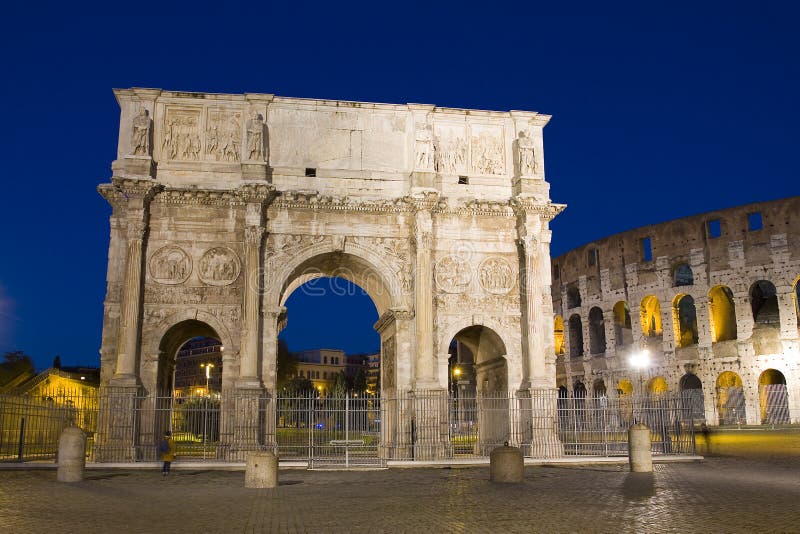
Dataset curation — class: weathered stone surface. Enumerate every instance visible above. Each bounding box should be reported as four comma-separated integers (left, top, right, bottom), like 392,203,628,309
57,427,86,482
95,88,565,460
552,197,800,425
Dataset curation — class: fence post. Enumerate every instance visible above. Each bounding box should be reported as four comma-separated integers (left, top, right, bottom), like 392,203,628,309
17,417,25,462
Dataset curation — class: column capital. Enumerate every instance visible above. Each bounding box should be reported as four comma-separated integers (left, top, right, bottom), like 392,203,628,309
245,226,265,245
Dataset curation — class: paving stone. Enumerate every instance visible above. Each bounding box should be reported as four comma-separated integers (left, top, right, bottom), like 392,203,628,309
1,456,799,533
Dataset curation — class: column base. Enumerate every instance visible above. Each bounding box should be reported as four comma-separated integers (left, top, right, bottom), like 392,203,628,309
222,387,274,461
520,387,564,459
93,385,142,462
411,389,453,460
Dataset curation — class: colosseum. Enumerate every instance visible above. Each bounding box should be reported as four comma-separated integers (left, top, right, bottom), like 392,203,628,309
551,196,800,426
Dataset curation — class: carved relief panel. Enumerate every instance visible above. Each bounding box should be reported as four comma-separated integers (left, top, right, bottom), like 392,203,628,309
469,124,505,175
161,108,202,161
382,336,396,388
205,109,242,162
149,245,192,285
434,255,472,294
478,256,516,295
198,247,241,286
433,124,467,175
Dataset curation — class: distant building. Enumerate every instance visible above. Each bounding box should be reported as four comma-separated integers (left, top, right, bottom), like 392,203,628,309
5,366,100,431
365,353,380,392
174,338,222,397
286,349,373,395
289,349,346,395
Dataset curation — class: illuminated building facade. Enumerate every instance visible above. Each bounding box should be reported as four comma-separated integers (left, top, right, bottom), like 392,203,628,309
552,197,800,425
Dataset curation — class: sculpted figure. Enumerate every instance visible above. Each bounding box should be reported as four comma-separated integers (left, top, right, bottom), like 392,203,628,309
247,112,264,161
415,125,433,170
517,131,536,175
131,107,151,156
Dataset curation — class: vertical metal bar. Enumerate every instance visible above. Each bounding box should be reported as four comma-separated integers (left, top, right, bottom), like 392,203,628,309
345,394,349,468
17,417,25,462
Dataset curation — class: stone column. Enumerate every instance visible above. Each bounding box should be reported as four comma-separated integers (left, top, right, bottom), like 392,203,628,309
733,292,756,359
603,308,617,358
695,294,713,348
95,179,160,462
112,219,146,385
238,225,265,387
777,286,799,341
228,184,275,460
411,195,437,387
514,199,565,458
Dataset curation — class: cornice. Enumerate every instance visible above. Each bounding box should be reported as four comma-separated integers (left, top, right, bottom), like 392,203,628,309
272,190,414,213
110,177,164,200
511,195,567,221
152,188,244,207
373,307,415,333
238,182,277,204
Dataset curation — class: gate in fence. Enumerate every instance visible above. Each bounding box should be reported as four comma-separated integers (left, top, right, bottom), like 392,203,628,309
276,393,383,468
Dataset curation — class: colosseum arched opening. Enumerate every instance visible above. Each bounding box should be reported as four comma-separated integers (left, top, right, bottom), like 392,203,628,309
640,295,663,339
588,306,607,355
679,373,705,421
673,263,694,287
759,369,789,425
613,301,632,347
717,371,746,425
568,314,584,359
709,285,737,342
672,294,699,348
554,315,565,355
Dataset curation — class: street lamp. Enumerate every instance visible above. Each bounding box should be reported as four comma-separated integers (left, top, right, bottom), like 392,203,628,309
629,345,650,425
451,366,461,423
199,363,214,458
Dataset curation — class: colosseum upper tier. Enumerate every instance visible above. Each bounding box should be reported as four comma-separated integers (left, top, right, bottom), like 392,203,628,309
551,196,800,426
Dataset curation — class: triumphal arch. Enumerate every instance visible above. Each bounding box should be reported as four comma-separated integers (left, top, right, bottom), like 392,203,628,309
95,88,565,461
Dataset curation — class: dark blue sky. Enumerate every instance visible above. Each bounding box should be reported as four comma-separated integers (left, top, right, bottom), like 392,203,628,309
1,2,798,370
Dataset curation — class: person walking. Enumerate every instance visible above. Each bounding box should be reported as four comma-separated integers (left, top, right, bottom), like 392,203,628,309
158,430,175,477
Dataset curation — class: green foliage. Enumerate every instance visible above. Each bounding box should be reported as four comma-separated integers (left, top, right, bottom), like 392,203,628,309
276,339,297,390
0,351,35,386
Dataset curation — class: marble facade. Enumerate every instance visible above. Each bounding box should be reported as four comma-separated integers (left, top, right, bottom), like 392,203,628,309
95,88,565,460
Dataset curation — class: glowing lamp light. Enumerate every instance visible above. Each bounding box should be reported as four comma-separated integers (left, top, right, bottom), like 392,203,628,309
629,349,650,370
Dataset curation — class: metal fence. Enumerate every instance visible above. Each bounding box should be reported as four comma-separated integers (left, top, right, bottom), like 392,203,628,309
0,390,720,463
556,394,696,456
0,392,98,462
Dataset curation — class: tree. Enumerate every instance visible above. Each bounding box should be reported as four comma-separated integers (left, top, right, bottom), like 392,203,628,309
0,351,34,386
276,339,297,390
352,367,368,395
3,350,32,365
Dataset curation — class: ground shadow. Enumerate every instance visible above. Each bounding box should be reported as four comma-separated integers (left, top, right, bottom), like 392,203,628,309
621,472,655,501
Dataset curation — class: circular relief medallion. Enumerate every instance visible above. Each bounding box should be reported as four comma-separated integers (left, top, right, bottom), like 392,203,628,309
478,256,516,295
434,255,472,294
198,247,241,286
149,246,192,285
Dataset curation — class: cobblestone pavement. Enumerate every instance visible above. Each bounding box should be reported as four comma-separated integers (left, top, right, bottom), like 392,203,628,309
1,456,799,533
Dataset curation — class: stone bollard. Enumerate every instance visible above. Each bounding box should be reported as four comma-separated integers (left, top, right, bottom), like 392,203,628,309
489,443,524,483
628,423,653,473
57,427,86,483
245,451,278,488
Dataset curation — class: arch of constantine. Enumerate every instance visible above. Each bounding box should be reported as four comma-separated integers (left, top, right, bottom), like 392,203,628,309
95,88,565,461
552,197,800,426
